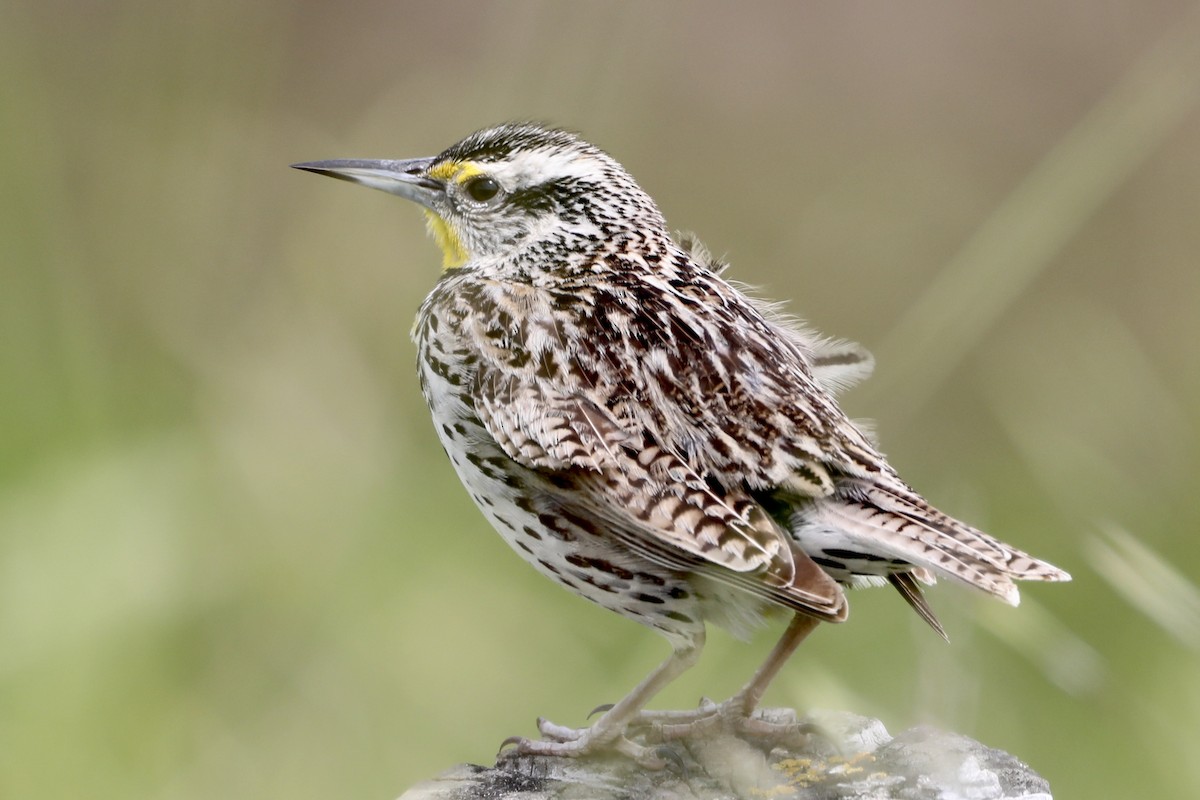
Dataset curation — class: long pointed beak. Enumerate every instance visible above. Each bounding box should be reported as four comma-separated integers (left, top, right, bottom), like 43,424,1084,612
291,157,442,210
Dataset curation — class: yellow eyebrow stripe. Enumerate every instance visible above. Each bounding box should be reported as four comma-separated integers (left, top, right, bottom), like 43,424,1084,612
427,161,485,184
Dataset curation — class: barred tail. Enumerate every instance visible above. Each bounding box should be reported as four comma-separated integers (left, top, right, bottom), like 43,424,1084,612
797,479,1071,610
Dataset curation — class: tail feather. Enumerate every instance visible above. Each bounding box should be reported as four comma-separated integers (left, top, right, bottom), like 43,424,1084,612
889,572,948,641
798,479,1070,608
860,482,1071,583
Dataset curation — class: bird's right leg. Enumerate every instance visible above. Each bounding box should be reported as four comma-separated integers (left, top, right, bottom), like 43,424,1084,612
631,613,822,739
499,630,705,766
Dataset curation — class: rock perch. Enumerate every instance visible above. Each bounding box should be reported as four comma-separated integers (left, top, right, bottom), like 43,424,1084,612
398,709,1053,800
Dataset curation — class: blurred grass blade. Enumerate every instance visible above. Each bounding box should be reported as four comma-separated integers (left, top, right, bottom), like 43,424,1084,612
977,596,1105,695
873,7,1200,415
1088,524,1200,650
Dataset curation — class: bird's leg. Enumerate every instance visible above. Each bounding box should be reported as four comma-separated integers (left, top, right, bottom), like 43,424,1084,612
725,612,820,715
634,613,822,740
499,631,704,766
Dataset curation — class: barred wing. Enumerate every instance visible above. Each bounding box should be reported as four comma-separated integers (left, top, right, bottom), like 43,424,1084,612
473,366,847,621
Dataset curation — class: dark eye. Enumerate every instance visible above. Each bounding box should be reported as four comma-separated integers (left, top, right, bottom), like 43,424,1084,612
464,176,500,203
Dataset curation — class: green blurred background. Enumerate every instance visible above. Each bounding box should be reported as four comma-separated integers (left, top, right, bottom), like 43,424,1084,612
3,1,1198,797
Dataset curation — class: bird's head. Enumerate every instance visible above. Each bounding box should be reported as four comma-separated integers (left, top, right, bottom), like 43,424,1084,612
293,123,666,270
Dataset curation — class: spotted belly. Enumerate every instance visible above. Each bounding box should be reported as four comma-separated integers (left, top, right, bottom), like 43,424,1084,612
418,356,708,644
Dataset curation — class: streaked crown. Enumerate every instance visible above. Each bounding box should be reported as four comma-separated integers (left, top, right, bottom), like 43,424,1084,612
425,123,667,266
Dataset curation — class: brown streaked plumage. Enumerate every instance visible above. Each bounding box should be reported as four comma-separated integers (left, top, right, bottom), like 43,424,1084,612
293,123,1070,764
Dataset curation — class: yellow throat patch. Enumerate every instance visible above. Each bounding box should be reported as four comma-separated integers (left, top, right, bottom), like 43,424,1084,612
422,160,486,269
424,211,467,269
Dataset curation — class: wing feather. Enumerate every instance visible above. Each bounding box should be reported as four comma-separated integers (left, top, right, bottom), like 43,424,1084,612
473,366,847,620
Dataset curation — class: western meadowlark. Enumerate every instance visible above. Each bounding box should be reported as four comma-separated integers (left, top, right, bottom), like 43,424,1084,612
293,123,1070,764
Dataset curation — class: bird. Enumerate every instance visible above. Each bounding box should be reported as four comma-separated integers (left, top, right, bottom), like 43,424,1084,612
292,123,1070,764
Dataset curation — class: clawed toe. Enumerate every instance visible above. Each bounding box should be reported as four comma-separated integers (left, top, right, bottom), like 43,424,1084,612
737,710,820,744
587,703,615,719
614,737,684,770
535,716,585,742
496,734,527,758
629,696,719,728
498,700,819,772
497,728,680,770
644,699,818,749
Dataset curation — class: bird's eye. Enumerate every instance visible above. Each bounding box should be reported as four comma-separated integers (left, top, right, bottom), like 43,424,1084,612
464,176,501,203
